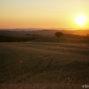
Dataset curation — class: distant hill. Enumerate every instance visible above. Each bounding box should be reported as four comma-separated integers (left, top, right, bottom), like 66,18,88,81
0,29,89,43
0,29,89,37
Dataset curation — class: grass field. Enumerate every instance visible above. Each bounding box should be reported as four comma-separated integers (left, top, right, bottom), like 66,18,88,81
0,42,89,89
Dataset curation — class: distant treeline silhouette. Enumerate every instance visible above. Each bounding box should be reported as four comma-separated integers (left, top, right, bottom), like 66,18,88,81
0,35,37,42
0,32,88,43
0,34,59,42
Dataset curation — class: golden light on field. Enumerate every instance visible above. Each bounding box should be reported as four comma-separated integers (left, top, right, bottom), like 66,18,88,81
75,14,87,26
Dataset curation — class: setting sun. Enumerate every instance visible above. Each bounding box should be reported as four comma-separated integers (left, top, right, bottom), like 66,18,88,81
0,0,89,29
75,14,87,26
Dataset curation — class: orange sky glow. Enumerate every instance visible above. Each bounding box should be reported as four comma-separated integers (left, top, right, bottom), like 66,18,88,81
0,0,89,30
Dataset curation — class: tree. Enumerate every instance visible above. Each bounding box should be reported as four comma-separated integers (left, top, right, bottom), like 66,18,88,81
55,32,64,38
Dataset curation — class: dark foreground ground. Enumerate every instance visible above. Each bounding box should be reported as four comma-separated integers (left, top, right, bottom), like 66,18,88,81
0,42,89,89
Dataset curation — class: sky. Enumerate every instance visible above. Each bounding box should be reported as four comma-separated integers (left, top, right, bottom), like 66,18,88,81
0,0,89,30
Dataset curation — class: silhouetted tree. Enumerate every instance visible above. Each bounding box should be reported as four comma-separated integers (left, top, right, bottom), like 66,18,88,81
55,32,64,38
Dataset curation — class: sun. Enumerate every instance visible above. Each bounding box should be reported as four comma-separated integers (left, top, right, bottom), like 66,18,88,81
75,14,87,26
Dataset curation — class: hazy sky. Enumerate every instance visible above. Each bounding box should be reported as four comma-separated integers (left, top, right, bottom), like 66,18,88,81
0,0,89,29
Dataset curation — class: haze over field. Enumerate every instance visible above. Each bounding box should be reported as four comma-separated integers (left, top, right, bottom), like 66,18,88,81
0,29,89,36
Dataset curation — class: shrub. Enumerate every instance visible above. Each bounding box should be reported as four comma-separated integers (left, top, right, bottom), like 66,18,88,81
55,32,64,38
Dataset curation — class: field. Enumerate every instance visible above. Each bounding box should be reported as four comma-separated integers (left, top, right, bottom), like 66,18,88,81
0,41,89,89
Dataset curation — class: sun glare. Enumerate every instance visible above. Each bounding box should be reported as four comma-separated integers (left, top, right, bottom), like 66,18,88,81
75,14,87,26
